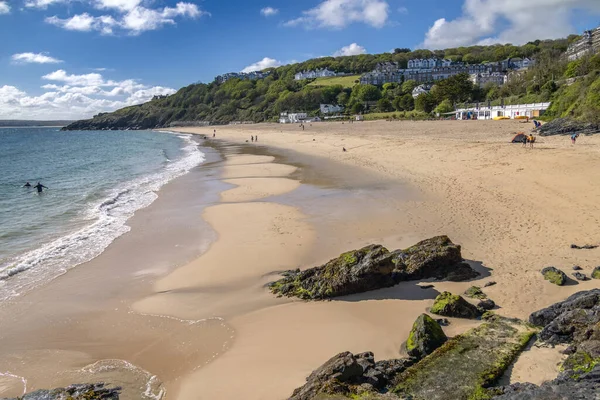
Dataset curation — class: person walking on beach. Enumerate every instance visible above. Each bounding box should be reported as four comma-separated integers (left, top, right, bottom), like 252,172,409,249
255,135,258,142
251,135,254,142
522,135,528,148
571,133,579,145
23,182,32,188
528,134,535,149
33,182,47,193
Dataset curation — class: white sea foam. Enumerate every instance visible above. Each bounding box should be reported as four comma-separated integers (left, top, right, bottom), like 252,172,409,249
0,133,204,301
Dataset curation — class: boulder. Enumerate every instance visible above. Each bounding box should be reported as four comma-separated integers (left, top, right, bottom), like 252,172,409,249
484,281,497,287
464,286,487,299
573,272,589,281
430,292,481,319
593,267,600,280
289,352,414,400
477,299,496,311
405,314,447,360
529,289,600,327
270,236,479,300
1,384,121,400
541,266,567,286
573,265,583,270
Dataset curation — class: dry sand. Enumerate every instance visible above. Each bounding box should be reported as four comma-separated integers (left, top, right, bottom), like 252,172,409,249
153,120,600,399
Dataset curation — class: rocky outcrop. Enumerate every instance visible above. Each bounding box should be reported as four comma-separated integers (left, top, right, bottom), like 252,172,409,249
270,236,479,300
405,314,447,360
492,290,600,399
478,299,496,311
592,267,600,279
393,316,536,400
538,117,600,136
541,266,567,286
1,383,121,400
430,291,482,319
289,352,414,400
464,286,487,299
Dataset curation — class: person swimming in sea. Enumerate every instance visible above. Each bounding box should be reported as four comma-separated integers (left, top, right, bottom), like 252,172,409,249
33,182,47,193
23,182,32,188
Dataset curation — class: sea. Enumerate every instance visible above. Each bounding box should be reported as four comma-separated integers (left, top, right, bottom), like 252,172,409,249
0,127,204,301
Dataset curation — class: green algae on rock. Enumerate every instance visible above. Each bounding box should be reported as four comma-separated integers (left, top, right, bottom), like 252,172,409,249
541,266,567,286
430,291,481,319
270,236,479,300
592,266,600,279
405,314,448,360
464,286,487,299
3,384,121,400
393,317,537,400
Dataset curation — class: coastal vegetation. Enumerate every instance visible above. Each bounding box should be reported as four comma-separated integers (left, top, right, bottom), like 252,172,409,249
64,36,600,130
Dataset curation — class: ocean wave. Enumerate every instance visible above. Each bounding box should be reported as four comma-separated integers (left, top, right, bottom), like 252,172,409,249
0,133,204,300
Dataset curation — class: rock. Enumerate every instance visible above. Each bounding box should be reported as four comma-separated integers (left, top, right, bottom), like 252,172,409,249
573,265,583,270
464,286,487,299
419,284,435,289
573,272,589,281
529,289,600,327
405,314,447,360
541,266,567,286
435,318,450,326
538,117,600,137
1,384,121,400
571,244,598,250
430,291,481,319
393,317,537,400
477,299,496,311
270,236,479,300
592,267,600,279
484,281,497,287
289,352,414,400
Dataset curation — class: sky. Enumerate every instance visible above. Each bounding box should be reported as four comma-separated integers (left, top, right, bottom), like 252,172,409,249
1,0,600,120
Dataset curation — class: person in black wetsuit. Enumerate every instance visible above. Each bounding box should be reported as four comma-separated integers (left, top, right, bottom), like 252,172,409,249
23,182,32,188
34,182,47,193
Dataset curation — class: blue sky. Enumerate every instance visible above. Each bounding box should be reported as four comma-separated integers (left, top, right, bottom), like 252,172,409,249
1,0,600,119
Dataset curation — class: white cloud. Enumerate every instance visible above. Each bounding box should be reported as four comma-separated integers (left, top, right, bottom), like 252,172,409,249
285,0,389,29
0,70,176,120
422,0,600,49
397,6,408,14
24,0,69,9
44,2,206,35
241,57,283,73
11,52,63,64
0,1,10,14
260,7,278,17
333,43,367,56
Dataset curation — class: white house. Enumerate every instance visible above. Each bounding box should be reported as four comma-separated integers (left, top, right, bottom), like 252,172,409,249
470,72,506,87
294,68,337,80
279,112,308,123
412,84,432,98
454,102,551,120
320,104,344,114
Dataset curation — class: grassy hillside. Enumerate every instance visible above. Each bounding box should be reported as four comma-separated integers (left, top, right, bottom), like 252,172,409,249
307,75,361,89
64,36,600,130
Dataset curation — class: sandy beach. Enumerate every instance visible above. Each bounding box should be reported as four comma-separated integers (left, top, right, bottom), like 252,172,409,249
1,119,599,399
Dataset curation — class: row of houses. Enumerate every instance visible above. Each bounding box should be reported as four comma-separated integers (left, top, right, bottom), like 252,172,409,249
294,68,338,80
454,102,551,120
360,58,534,86
279,103,345,123
215,70,272,84
566,24,600,61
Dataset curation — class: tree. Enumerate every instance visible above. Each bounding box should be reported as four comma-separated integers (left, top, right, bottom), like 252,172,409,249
394,48,411,54
377,98,394,112
351,102,364,114
337,92,349,106
415,93,437,113
432,73,474,103
401,80,418,94
357,84,382,102
394,94,414,111
434,99,454,115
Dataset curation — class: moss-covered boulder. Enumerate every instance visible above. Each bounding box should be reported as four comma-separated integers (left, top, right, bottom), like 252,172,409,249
270,236,479,300
592,266,600,279
430,291,481,319
405,314,447,360
393,316,536,400
464,286,487,299
541,266,567,286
